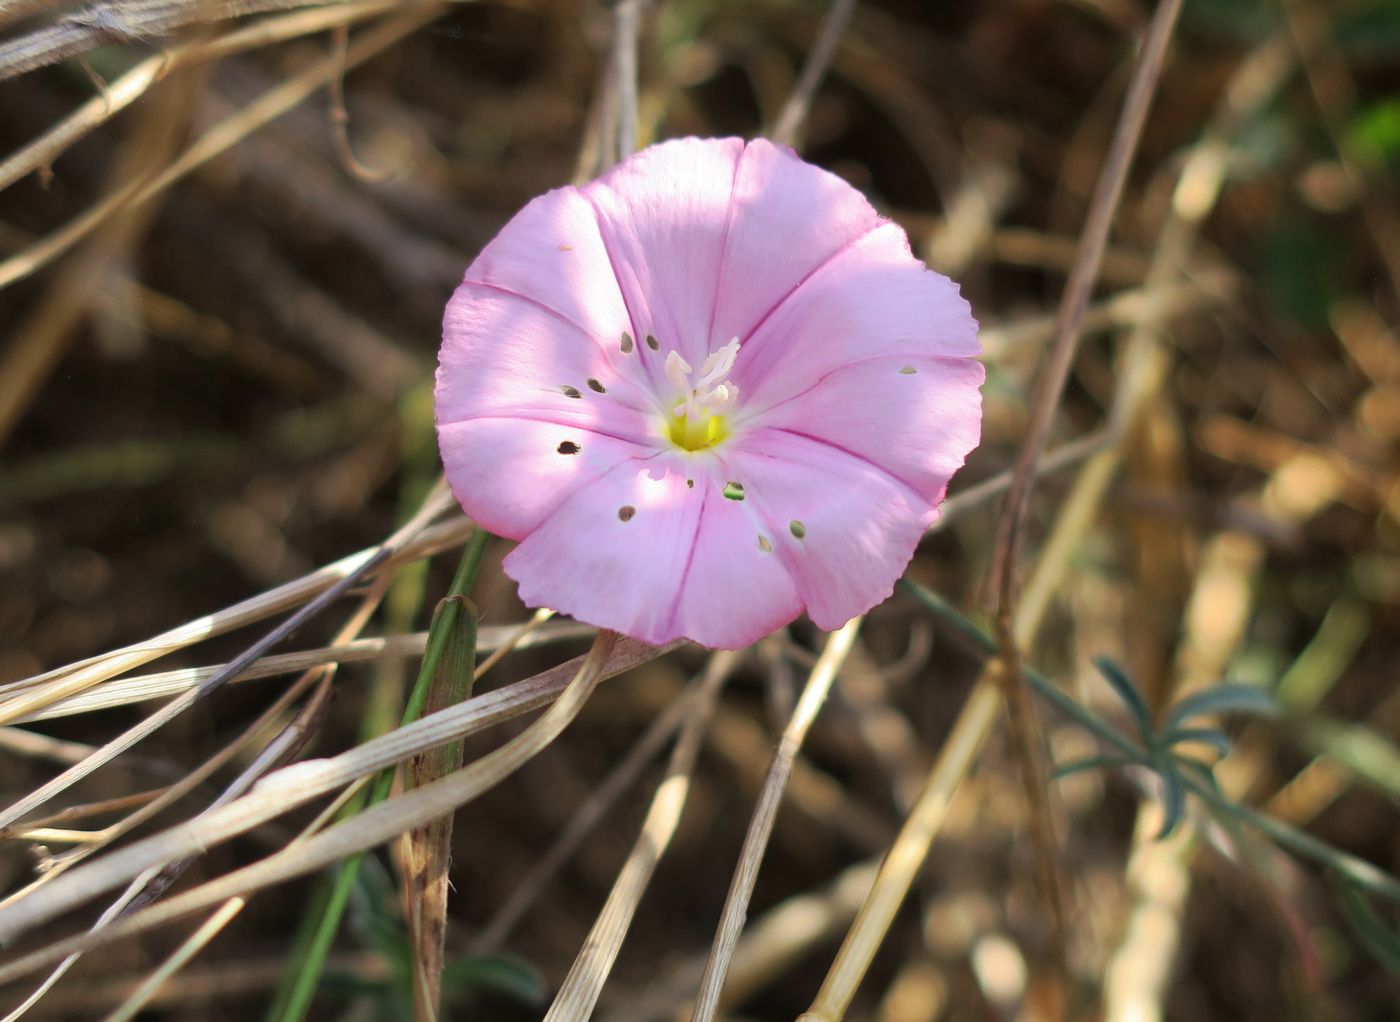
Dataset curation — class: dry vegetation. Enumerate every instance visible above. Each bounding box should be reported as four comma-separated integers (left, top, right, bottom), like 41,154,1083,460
0,0,1397,1019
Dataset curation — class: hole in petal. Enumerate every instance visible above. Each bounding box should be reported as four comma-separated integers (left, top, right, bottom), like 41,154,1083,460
621,331,634,354
561,386,582,399
899,365,918,375
723,481,745,501
758,534,772,553
557,441,580,455
646,333,660,351
617,505,636,522
587,378,606,393
789,519,806,539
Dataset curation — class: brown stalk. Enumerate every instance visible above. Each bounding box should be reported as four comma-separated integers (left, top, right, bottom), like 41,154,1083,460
985,0,1184,997
769,0,858,148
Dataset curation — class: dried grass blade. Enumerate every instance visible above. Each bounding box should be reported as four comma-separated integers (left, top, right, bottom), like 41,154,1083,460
0,632,627,984
544,651,738,1020
691,620,861,1022
0,635,676,948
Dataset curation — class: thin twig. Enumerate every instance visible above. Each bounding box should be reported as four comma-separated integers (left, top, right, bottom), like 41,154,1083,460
606,0,641,165
544,651,738,1020
769,0,858,147
0,2,445,291
691,620,861,1022
986,0,1184,986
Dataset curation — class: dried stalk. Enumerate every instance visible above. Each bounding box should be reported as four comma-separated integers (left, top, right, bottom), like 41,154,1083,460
690,619,861,1022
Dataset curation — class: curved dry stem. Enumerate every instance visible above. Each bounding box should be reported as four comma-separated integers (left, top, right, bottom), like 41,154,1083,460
770,0,858,147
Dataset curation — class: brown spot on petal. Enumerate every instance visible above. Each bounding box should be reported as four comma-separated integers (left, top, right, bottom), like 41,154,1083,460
621,331,634,353
758,534,772,553
899,365,918,375
557,441,580,454
645,333,660,351
587,378,606,393
789,520,806,539
618,505,636,522
561,385,582,399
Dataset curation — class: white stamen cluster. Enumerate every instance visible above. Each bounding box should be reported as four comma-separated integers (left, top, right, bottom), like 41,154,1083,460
664,337,741,420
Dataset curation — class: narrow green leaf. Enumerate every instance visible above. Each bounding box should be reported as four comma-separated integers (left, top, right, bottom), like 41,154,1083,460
1093,657,1155,744
1339,879,1400,973
1052,753,1137,779
441,953,548,1007
1153,756,1187,840
1161,726,1233,758
1162,684,1277,732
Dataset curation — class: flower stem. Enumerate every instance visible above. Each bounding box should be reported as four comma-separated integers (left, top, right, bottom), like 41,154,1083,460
266,528,490,1022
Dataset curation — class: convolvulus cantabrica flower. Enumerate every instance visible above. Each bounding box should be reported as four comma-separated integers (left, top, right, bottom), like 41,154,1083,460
437,137,983,648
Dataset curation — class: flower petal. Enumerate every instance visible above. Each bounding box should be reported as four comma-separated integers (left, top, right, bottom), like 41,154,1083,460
456,182,648,390
438,287,656,439
438,418,650,539
718,429,934,631
709,139,884,349
666,463,803,648
732,223,980,408
747,354,984,505
582,137,745,372
503,456,703,646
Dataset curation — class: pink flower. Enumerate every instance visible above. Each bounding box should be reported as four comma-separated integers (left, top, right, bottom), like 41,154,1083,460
436,137,983,649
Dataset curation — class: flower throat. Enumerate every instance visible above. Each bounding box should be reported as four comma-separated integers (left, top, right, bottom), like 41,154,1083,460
664,338,740,452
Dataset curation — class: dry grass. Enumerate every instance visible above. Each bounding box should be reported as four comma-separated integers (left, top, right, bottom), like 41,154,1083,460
0,1,1397,1020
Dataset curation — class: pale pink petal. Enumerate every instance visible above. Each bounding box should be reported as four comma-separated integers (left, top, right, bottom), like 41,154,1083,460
732,223,980,408
438,286,656,439
709,139,883,348
503,456,702,646
665,461,803,648
746,354,984,506
438,418,650,539
581,137,744,371
458,183,648,390
716,430,933,631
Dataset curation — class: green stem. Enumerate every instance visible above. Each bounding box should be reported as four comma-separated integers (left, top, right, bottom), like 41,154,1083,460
267,528,491,1022
899,578,1400,905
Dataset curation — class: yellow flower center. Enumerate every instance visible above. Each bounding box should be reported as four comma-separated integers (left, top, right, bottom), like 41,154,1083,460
662,337,741,454
668,409,729,451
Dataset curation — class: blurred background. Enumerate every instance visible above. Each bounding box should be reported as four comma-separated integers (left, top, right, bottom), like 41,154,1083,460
0,0,1397,1018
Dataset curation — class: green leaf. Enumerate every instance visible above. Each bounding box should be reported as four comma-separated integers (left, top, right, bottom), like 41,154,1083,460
1162,684,1277,733
1093,658,1155,744
441,954,548,1007
1154,757,1188,840
1053,753,1138,779
1161,726,1233,758
1338,879,1400,973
